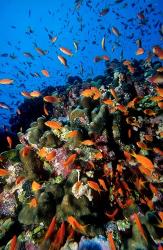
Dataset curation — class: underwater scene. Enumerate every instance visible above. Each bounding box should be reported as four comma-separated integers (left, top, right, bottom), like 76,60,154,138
0,0,163,249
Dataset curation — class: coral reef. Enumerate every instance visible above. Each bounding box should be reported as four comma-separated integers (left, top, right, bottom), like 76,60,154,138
0,59,163,249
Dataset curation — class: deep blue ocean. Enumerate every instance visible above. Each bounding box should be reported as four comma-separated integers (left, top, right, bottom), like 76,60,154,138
0,0,162,128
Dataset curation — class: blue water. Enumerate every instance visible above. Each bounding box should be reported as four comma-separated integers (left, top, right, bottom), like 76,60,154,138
0,0,162,127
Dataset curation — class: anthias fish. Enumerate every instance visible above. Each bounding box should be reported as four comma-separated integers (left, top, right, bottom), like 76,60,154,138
0,78,13,84
67,216,87,234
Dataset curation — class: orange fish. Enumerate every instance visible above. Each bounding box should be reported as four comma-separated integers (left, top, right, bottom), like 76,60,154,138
156,87,163,97
140,197,148,205
91,87,101,99
131,213,146,241
94,56,104,62
128,64,135,74
116,198,127,209
73,181,82,191
21,146,31,157
0,168,10,176
29,198,38,208
44,216,57,240
15,176,25,185
81,88,94,97
124,198,134,208
123,151,131,161
67,216,87,234
7,136,12,149
105,208,119,220
153,46,163,60
116,104,128,115
81,140,94,146
132,153,154,170
159,131,163,137
139,165,152,177
156,221,163,229
136,141,149,150
81,87,101,100
33,72,40,77
45,121,63,130
117,187,123,196
103,163,112,178
94,151,103,160
158,244,163,250
153,147,163,156
117,163,123,174
101,37,105,50
59,47,73,56
87,180,102,194
136,47,144,55
127,97,140,109
98,178,108,191
135,178,146,191
41,69,50,77
43,95,60,103
45,150,56,161
32,181,41,192
110,88,119,101
107,232,116,250
123,60,131,66
153,46,162,55
143,109,156,116
43,104,49,116
9,235,17,250
30,90,41,98
88,160,95,169
38,147,47,158
102,55,110,61
91,87,101,100
128,128,132,139
158,211,163,221
51,36,58,43
29,91,41,98
144,197,154,210
112,26,120,36
158,101,163,109
103,99,114,105
21,91,31,98
100,7,109,16
137,12,145,19
144,134,153,142
145,53,153,63
35,47,47,56
51,221,65,250
66,130,78,138
0,102,10,110
148,75,163,84
0,78,13,84
149,183,158,196
157,67,163,72
121,180,130,193
63,153,77,167
57,55,67,66
150,96,163,102
67,227,75,240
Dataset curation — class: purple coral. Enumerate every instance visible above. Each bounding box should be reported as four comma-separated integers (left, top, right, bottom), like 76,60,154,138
0,191,17,217
51,148,70,178
25,242,40,250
